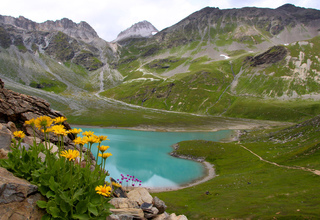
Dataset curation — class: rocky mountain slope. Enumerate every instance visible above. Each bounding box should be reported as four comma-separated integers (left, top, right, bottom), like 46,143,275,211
0,15,98,42
1,4,320,122
113,20,158,43
101,4,320,122
0,15,122,94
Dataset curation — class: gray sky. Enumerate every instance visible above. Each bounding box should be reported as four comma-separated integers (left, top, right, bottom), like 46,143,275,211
1,0,320,42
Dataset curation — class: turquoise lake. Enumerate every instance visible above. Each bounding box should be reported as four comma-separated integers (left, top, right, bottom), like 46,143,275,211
75,127,233,188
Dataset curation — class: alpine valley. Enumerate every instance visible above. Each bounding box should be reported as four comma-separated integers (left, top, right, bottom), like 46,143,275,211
1,4,320,125
2,4,320,220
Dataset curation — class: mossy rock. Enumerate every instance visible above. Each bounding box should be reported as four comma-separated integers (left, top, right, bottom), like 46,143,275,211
73,51,103,71
45,31,75,61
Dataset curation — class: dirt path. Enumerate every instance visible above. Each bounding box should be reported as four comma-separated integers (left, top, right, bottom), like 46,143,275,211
239,144,320,176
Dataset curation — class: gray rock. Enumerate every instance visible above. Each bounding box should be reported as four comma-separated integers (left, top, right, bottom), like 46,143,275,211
144,207,159,219
0,167,46,219
0,167,38,204
153,196,167,214
109,208,145,219
0,123,12,151
140,202,153,210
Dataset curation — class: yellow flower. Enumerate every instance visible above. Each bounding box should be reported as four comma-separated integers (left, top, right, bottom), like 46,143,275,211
60,149,80,161
67,128,83,135
95,185,112,197
73,136,88,145
112,182,122,188
13,131,25,139
87,134,100,144
98,135,109,142
24,118,35,126
53,116,67,124
51,125,67,136
98,145,109,153
82,131,94,136
98,152,112,159
34,116,53,130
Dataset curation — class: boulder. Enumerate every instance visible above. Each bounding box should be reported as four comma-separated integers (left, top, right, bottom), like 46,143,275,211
0,148,8,159
127,188,153,205
6,121,17,133
0,167,46,219
166,213,188,220
152,212,170,220
23,136,42,146
107,214,134,220
153,196,167,214
143,207,159,219
109,208,145,219
110,198,139,209
0,167,38,204
0,123,12,151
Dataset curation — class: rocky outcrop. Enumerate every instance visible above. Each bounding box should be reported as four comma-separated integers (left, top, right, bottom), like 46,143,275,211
0,79,75,147
0,17,105,71
0,167,46,219
109,187,187,220
0,15,98,42
245,46,288,67
153,4,320,48
114,20,158,43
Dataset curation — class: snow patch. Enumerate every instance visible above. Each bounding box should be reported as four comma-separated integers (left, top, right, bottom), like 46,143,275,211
220,54,230,59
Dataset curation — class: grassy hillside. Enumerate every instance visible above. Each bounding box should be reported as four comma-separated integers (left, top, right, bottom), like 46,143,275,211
153,116,320,219
100,36,320,122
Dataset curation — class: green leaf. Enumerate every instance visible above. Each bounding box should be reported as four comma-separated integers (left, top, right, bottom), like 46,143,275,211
38,185,50,196
48,207,61,218
59,190,73,205
72,214,90,220
59,199,71,216
46,190,55,198
49,176,59,192
88,203,98,216
75,200,88,214
41,214,52,220
36,200,48,209
72,188,84,201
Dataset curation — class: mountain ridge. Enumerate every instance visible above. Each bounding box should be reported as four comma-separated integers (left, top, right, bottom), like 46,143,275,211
113,20,158,43
0,15,99,42
1,4,320,122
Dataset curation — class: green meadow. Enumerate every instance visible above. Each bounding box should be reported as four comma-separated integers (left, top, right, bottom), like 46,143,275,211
152,118,320,219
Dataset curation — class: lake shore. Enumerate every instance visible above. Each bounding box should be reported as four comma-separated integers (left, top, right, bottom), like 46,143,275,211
146,161,216,193
71,119,292,193
71,117,292,133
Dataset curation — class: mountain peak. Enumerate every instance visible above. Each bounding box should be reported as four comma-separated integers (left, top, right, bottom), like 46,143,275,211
113,20,158,43
0,15,98,42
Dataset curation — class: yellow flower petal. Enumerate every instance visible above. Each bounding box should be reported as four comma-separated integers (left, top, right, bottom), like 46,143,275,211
13,131,25,139
60,149,79,161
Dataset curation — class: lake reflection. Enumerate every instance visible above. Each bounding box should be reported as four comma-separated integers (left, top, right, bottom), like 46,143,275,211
74,127,232,188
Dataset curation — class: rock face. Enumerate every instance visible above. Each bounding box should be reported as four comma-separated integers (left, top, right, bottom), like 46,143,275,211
246,46,288,67
153,4,320,48
114,20,158,43
0,79,75,146
0,15,108,71
0,15,98,42
0,167,46,219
